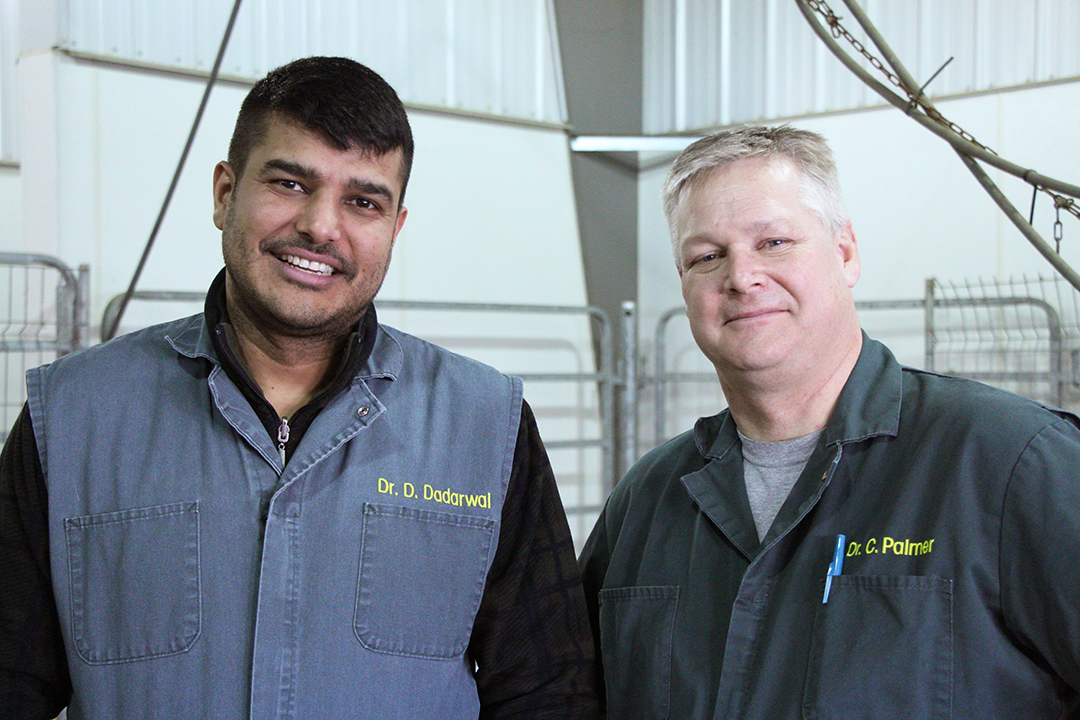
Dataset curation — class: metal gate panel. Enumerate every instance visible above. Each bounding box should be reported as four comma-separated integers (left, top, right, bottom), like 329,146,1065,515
0,253,88,442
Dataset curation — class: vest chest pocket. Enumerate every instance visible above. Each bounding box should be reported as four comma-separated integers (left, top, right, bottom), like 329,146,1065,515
354,503,495,659
802,575,953,720
64,501,201,664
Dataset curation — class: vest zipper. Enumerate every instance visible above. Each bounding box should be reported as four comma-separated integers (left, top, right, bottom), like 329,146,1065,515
278,416,290,466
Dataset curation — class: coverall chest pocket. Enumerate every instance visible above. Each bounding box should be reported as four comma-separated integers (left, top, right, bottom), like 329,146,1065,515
803,575,953,720
598,585,679,720
64,501,201,665
354,503,494,659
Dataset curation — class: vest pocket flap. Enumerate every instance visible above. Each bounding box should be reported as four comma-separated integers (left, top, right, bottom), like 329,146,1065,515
354,503,495,659
64,501,201,665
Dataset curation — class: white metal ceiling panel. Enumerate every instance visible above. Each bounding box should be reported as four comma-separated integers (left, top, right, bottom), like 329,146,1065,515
643,0,1080,134
0,0,17,162
55,0,568,125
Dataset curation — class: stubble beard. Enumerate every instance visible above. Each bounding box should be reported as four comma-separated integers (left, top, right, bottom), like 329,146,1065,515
221,219,390,343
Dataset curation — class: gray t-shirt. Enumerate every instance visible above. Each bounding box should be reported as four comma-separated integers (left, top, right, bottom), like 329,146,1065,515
739,428,824,541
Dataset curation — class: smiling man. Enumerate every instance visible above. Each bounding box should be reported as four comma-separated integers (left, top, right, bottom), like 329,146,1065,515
0,57,597,720
580,126,1080,718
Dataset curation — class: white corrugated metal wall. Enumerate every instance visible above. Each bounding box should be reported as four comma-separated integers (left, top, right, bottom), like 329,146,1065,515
58,0,566,124
0,0,567,164
0,0,17,163
643,0,1080,134
5,1,1080,161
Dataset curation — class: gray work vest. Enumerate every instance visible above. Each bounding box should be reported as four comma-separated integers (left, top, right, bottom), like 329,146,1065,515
28,314,523,720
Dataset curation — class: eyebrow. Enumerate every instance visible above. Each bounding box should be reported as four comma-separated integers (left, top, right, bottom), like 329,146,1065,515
681,218,795,245
744,218,795,235
261,158,398,206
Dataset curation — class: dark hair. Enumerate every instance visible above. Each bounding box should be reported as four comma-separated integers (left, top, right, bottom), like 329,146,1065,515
228,56,414,203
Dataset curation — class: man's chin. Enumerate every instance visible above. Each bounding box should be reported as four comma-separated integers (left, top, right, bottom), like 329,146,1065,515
267,307,365,337
711,346,790,376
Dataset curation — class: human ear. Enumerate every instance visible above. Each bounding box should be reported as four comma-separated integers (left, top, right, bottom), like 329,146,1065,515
837,222,860,288
212,162,236,231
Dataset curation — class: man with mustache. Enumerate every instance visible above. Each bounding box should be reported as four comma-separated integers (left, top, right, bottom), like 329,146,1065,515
0,56,597,719
580,125,1080,718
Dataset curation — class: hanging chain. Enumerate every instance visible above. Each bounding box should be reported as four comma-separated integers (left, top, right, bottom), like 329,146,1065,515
1054,199,1071,254
803,0,1079,238
803,0,994,154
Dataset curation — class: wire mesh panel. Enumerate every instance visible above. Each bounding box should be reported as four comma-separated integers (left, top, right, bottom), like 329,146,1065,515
927,276,1080,412
0,254,87,443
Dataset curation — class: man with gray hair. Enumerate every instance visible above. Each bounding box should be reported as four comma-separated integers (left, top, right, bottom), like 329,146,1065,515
580,125,1080,718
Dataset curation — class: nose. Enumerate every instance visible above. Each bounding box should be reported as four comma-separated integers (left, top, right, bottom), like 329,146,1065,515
294,191,342,245
723,248,763,294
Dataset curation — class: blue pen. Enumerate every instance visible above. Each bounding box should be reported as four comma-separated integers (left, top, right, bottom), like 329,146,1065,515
822,534,846,604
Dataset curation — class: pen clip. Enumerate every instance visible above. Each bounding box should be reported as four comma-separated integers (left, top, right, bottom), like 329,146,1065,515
822,534,846,604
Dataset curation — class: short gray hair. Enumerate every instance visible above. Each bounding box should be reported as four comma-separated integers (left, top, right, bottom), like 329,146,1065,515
662,125,849,268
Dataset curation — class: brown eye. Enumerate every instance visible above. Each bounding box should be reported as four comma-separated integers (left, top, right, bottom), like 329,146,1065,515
348,197,383,214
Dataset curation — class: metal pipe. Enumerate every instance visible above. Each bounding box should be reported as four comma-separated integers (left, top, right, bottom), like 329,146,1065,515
934,293,1065,405
840,0,922,95
0,253,81,289
831,0,1080,293
0,252,83,356
101,290,205,340
103,0,245,341
654,305,694,444
76,264,91,350
954,151,1080,291
925,278,936,371
621,301,639,479
795,0,1080,200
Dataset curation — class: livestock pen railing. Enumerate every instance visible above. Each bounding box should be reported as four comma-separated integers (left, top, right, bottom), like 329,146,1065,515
0,253,89,442
2,255,1077,541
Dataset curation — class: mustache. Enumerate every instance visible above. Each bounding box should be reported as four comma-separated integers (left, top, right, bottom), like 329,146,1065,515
259,237,355,276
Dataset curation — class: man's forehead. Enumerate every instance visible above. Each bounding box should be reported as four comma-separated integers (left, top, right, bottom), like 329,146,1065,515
679,159,793,211
254,118,390,160
249,121,406,198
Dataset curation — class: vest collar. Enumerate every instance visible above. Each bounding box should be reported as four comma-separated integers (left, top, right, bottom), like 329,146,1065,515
360,323,404,382
165,308,403,386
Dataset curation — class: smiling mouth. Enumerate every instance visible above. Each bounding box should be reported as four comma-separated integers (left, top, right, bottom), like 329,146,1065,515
725,309,782,325
280,254,334,276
